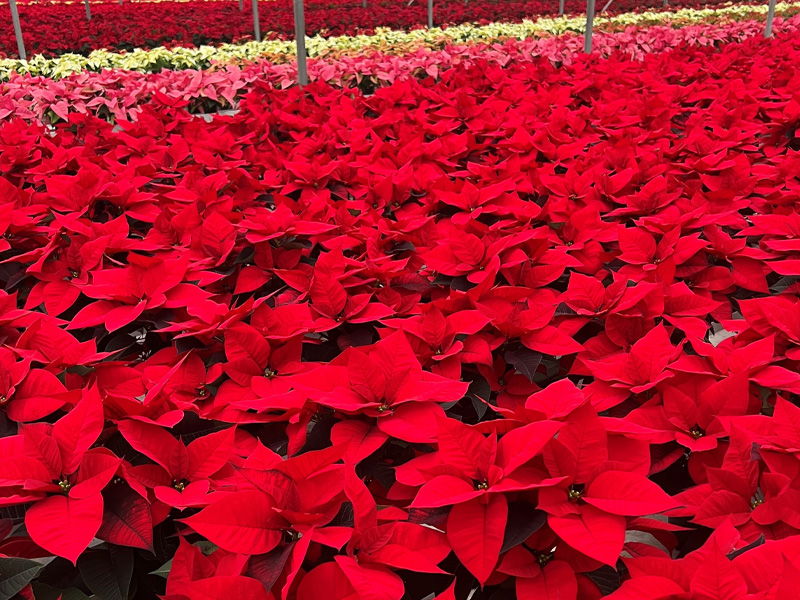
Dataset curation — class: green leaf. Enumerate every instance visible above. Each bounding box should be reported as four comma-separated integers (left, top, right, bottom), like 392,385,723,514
195,540,218,555
149,559,173,579
149,541,214,578
78,547,133,600
29,583,59,600
503,347,542,382
31,583,91,600
0,558,46,600
500,503,546,553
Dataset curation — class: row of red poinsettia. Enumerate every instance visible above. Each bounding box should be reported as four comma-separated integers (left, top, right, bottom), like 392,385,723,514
1,25,800,598
0,0,746,56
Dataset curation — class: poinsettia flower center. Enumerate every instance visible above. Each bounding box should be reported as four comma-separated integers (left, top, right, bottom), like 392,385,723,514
475,480,489,490
0,394,7,404
69,270,80,278
284,529,302,543
537,551,554,567
57,478,71,493
196,386,208,397
568,487,583,502
173,479,189,492
377,403,390,414
264,367,277,379
689,426,704,439
750,490,765,510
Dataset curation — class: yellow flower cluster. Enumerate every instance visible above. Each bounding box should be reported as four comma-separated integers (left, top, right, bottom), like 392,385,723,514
2,0,797,79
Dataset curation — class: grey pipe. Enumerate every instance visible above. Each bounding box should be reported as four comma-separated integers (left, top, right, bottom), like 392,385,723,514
252,0,260,41
584,0,595,53
9,0,25,60
294,0,308,86
765,0,777,37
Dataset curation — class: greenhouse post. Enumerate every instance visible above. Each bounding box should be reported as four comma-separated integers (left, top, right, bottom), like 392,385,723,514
9,0,25,59
252,0,261,41
294,0,308,86
584,0,596,52
766,0,777,36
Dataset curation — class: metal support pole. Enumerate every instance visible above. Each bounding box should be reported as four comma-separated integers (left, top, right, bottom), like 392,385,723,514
8,0,25,60
662,0,667,6
765,0,776,37
362,0,366,7
119,0,122,5
427,0,433,28
239,0,243,10
559,0,564,15
252,0,260,41
84,0,91,20
600,0,612,12
294,0,308,86
584,0,595,53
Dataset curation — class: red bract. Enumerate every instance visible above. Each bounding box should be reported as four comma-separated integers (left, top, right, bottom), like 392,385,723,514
5,21,800,600
118,420,235,508
9,388,116,563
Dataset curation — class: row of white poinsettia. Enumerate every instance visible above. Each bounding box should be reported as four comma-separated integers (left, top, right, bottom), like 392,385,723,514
0,0,796,79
